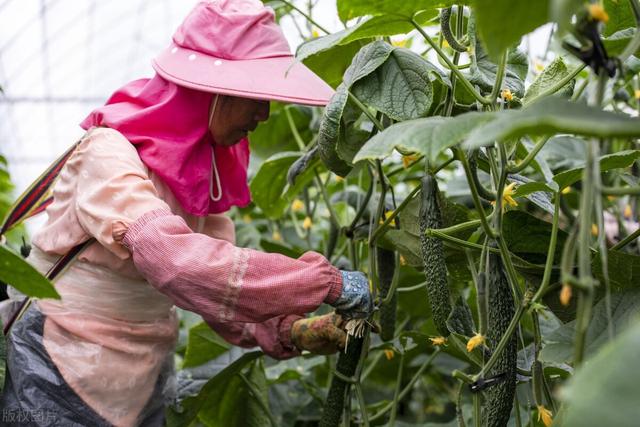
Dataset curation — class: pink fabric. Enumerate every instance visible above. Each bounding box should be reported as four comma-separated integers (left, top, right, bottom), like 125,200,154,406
151,0,335,105
121,208,343,325
30,127,341,425
174,0,291,60
79,75,251,216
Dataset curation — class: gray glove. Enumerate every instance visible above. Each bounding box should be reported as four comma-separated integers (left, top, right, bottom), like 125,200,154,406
331,271,373,320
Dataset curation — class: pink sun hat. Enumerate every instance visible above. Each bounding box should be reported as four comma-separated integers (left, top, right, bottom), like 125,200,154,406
152,0,334,106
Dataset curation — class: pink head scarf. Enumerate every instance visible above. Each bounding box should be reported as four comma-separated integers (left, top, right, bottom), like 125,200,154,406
80,74,251,216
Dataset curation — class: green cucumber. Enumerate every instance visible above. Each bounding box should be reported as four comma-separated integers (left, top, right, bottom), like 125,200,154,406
319,337,364,427
419,174,452,336
483,252,517,427
377,247,397,341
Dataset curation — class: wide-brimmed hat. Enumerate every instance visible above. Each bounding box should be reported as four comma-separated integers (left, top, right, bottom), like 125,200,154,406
152,0,334,106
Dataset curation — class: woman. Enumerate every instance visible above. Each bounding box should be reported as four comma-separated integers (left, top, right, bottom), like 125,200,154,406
0,1,371,426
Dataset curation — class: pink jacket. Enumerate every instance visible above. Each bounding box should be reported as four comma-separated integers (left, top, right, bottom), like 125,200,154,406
30,127,342,427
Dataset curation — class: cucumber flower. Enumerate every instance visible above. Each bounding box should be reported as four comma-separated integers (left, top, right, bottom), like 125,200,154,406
466,333,485,352
491,182,518,211
588,3,609,23
537,405,553,427
302,216,313,230
383,349,395,360
291,198,305,212
429,336,447,346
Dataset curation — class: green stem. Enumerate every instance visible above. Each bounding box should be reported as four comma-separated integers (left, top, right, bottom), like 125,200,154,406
387,352,405,427
437,219,484,236
348,166,375,231
397,281,427,292
348,92,384,131
456,381,467,427
507,136,552,174
369,185,421,244
354,382,370,427
369,349,440,422
571,77,589,101
477,289,533,378
532,193,561,303
612,226,640,250
489,51,508,107
279,0,330,35
455,147,496,238
428,229,501,253
601,185,640,195
473,392,482,427
313,169,341,228
411,19,491,106
284,106,306,150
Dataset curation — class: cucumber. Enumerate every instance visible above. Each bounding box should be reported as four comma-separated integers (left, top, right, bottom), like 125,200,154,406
419,174,452,336
377,247,397,341
319,337,364,427
483,252,517,427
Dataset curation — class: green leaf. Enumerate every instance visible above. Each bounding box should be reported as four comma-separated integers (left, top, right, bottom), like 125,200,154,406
472,0,550,60
296,10,437,63
336,0,464,22
593,249,640,294
551,0,583,34
602,28,638,56
198,359,271,427
302,40,368,89
318,41,395,175
522,56,577,105
0,245,59,299
465,98,640,149
353,112,495,163
166,351,263,426
540,290,640,365
559,316,640,427
468,14,528,97
603,0,636,37
502,210,567,262
553,149,640,189
250,152,318,218
351,47,434,120
183,322,230,368
249,104,311,161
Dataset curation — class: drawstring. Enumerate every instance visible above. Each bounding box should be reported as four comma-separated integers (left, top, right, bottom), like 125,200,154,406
208,95,223,202
210,146,223,202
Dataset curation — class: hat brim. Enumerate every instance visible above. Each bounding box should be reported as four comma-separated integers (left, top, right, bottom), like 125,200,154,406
152,44,334,106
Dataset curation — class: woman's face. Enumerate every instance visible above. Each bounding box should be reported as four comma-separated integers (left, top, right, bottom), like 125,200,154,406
209,95,270,146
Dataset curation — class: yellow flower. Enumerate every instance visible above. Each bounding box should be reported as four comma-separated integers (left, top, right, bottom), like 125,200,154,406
291,199,305,212
442,39,450,49
635,89,640,100
272,231,282,241
561,186,571,195
399,255,407,266
429,336,447,346
588,3,609,23
243,214,252,224
591,224,598,236
383,349,395,360
302,216,313,230
537,405,553,427
391,38,408,48
560,283,572,307
607,195,616,201
501,89,513,102
379,211,397,226
624,204,633,219
335,175,344,183
311,28,320,38
534,60,545,73
491,182,518,211
402,154,419,168
466,333,485,352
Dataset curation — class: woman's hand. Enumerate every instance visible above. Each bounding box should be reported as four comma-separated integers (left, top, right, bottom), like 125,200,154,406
291,312,347,354
331,271,373,320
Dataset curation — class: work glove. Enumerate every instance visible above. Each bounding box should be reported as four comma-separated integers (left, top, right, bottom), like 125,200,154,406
291,312,347,354
331,271,373,320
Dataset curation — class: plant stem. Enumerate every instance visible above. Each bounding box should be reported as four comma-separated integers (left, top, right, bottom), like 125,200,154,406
428,229,501,253
279,0,330,35
348,92,385,131
284,106,306,150
620,0,640,61
369,185,421,244
473,392,482,427
411,19,491,106
601,185,640,195
354,382,370,427
387,352,405,426
507,136,551,174
612,226,640,250
436,219,483,236
397,281,427,292
477,289,533,378
489,51,508,107
313,169,341,228
369,349,440,421
532,193,561,303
